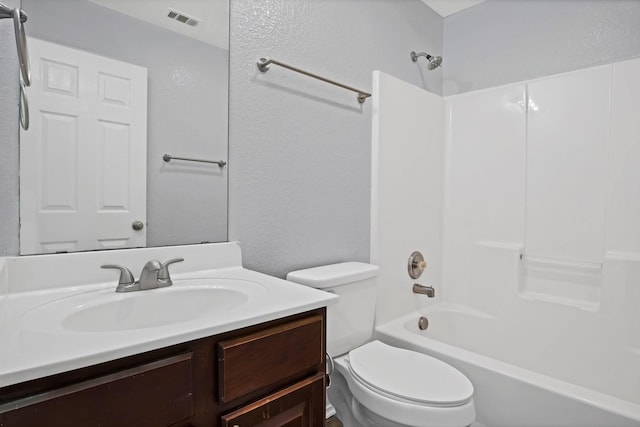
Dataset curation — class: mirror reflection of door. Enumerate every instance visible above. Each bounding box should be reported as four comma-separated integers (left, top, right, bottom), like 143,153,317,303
20,38,148,255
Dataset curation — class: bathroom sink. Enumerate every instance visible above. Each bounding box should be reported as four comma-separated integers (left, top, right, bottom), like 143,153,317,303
21,278,267,333
63,287,246,332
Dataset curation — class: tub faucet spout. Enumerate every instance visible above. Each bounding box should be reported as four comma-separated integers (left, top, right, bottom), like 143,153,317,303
413,283,435,298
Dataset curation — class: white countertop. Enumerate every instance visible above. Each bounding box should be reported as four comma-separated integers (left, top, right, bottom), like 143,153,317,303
0,243,337,388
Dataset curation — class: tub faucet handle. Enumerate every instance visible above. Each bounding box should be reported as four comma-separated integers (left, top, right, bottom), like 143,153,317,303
414,260,427,269
408,251,427,279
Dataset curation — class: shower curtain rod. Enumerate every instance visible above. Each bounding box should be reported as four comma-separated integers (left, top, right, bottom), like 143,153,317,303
257,57,371,104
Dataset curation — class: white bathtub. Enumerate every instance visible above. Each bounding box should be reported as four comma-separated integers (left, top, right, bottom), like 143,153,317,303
376,305,640,427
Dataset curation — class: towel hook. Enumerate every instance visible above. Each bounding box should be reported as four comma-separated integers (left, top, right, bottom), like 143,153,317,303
12,7,30,86
1,3,30,85
1,2,31,131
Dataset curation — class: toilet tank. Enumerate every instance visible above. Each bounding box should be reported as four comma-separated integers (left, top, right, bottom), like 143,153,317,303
286,262,379,357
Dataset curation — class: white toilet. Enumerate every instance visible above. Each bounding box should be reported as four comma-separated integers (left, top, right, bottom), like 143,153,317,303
287,262,475,427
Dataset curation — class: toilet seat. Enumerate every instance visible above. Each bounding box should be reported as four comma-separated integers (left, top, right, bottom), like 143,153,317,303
335,341,476,427
348,340,474,407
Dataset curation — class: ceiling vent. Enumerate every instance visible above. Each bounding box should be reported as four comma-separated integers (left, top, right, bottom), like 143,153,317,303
167,8,200,27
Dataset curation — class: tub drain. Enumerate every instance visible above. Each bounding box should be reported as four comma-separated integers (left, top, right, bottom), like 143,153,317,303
418,316,429,330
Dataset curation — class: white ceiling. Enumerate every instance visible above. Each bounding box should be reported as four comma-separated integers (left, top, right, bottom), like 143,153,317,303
89,0,228,50
422,0,486,17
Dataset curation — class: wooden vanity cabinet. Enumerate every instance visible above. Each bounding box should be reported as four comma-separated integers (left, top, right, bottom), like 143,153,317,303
0,308,326,427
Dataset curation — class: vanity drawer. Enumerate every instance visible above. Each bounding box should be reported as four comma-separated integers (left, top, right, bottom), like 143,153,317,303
221,372,325,427
218,313,324,403
0,353,194,427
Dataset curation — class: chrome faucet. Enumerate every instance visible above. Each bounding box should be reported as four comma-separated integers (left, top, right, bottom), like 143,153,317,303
139,260,163,290
413,283,435,298
102,258,184,292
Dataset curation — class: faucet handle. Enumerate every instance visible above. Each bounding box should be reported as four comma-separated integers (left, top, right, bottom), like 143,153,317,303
101,264,136,292
158,258,184,283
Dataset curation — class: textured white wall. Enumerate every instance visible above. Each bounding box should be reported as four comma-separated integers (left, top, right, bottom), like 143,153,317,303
228,0,443,278
0,0,20,256
443,0,640,95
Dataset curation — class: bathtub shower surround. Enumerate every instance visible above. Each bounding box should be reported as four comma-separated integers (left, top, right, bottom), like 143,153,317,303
442,57,640,407
372,59,640,426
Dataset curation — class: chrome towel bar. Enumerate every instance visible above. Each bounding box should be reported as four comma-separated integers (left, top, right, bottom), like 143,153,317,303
163,154,226,167
257,57,371,104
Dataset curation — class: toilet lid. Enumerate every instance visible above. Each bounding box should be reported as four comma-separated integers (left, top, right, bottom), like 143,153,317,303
348,341,474,406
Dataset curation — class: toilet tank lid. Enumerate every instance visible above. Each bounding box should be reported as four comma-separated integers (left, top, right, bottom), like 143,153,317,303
286,262,379,289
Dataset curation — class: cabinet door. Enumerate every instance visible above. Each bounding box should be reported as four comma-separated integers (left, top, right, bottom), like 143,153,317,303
221,373,324,427
0,353,193,427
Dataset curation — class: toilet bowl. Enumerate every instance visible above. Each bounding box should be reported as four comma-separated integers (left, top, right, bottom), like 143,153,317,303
287,262,476,427
334,341,475,427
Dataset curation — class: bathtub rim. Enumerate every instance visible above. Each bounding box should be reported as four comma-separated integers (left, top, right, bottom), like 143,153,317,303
375,310,640,423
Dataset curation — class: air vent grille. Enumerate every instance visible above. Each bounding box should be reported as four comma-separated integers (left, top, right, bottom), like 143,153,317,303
167,8,200,27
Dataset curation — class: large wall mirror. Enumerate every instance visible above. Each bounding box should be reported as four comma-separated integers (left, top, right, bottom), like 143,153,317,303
19,0,229,255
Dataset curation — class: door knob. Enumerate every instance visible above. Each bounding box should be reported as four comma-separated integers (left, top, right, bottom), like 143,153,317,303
132,220,144,231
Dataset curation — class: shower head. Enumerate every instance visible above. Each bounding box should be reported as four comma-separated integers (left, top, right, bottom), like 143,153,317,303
411,51,442,70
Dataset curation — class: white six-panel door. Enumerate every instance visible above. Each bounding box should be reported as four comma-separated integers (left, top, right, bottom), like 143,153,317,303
20,38,148,254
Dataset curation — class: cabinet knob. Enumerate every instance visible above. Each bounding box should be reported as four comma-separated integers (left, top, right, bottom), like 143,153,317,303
132,220,145,231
